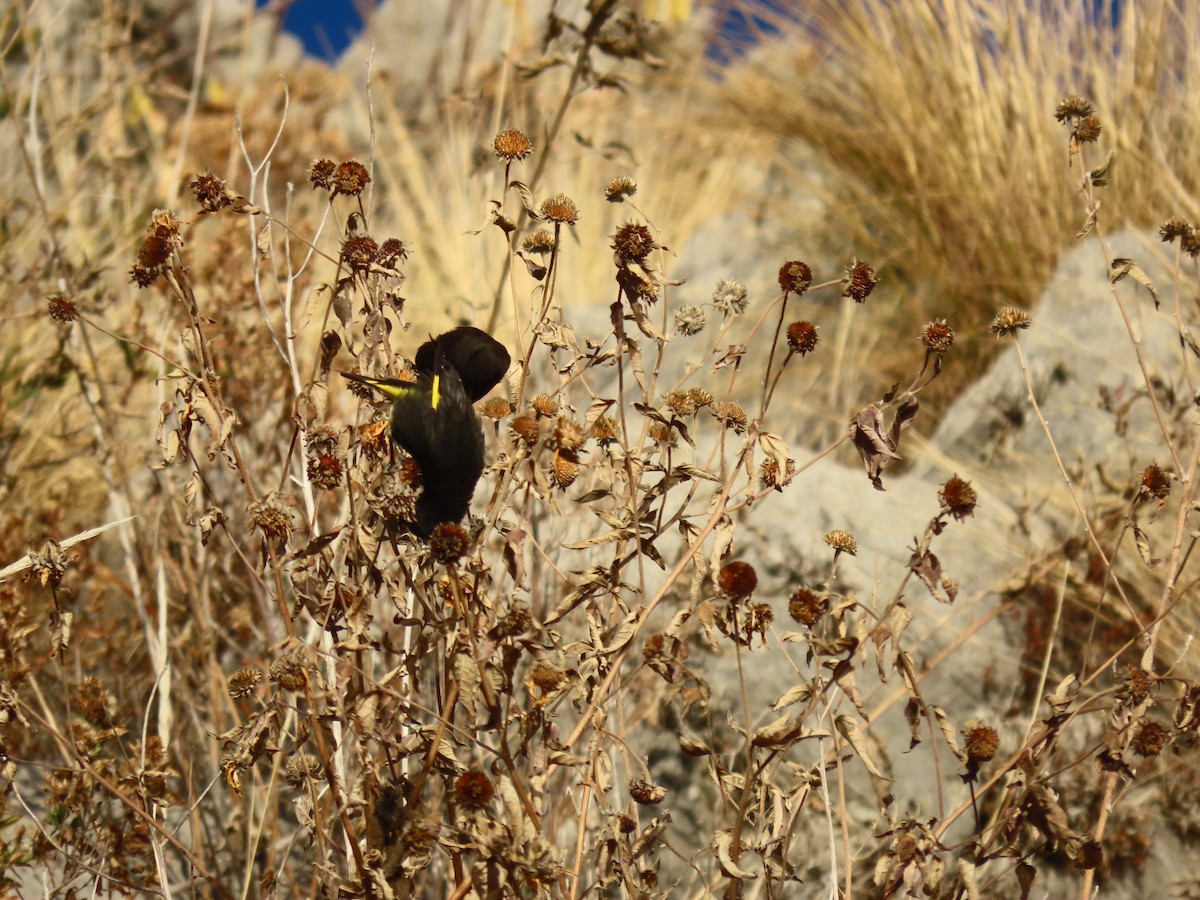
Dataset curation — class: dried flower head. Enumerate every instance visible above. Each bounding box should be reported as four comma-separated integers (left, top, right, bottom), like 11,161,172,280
628,778,667,805
1160,218,1192,243
284,753,321,786
429,523,470,564
47,293,79,323
553,418,587,452
454,772,495,810
491,607,533,639
778,260,813,294
511,415,539,445
191,172,231,212
1072,115,1102,144
341,235,379,273
522,228,557,255
551,451,581,488
1139,464,1172,501
227,667,262,699
788,588,826,627
309,158,336,190
759,456,795,491
648,421,675,446
964,725,999,763
939,476,977,520
590,415,618,445
687,388,713,409
1133,721,1168,757
529,661,567,693
718,561,758,598
990,306,1032,337
307,452,344,491
531,394,558,417
748,602,774,633
269,651,308,692
612,222,656,263
675,304,707,336
540,193,580,225
377,238,408,269
712,279,749,317
480,396,512,419
605,176,637,202
713,400,747,434
785,321,819,356
824,529,857,555
1074,840,1103,872
1055,95,1095,122
843,259,877,302
921,319,955,354
1183,229,1200,259
493,128,533,162
333,160,371,196
1125,666,1153,704
664,390,697,417
248,494,296,540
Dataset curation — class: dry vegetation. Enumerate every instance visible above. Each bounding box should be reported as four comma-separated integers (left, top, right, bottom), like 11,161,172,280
2,1,1200,897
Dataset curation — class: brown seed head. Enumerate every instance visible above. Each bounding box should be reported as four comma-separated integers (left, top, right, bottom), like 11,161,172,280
341,235,379,272
1133,721,1168,757
454,772,494,810
718,561,758,599
629,778,667,805
522,228,557,255
675,304,707,336
687,388,713,409
377,238,408,268
605,176,638,202
1074,839,1103,872
712,279,749,316
1073,115,1102,143
529,661,567,693
511,415,539,445
491,607,533,639
760,457,795,491
612,222,656,263
550,451,581,489
248,495,296,540
333,160,371,196
429,523,470,564
921,319,955,354
307,453,344,491
553,417,587,452
1125,666,1153,704
1159,218,1192,243
778,260,813,294
665,390,696,416
824,529,858,555
1139,464,1172,500
47,294,79,323
480,396,512,419
843,259,877,302
540,193,580,225
590,415,618,445
269,651,307,692
1182,228,1200,258
990,306,1032,338
1055,95,1095,122
284,752,321,786
964,725,999,763
492,128,533,161
309,158,336,190
786,321,819,356
191,172,231,212
788,587,826,627
648,421,675,446
713,400,747,434
531,394,558,417
939,476,977,520
228,667,262,699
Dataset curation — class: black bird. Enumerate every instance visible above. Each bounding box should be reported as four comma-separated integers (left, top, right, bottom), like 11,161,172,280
413,325,510,402
343,328,509,538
